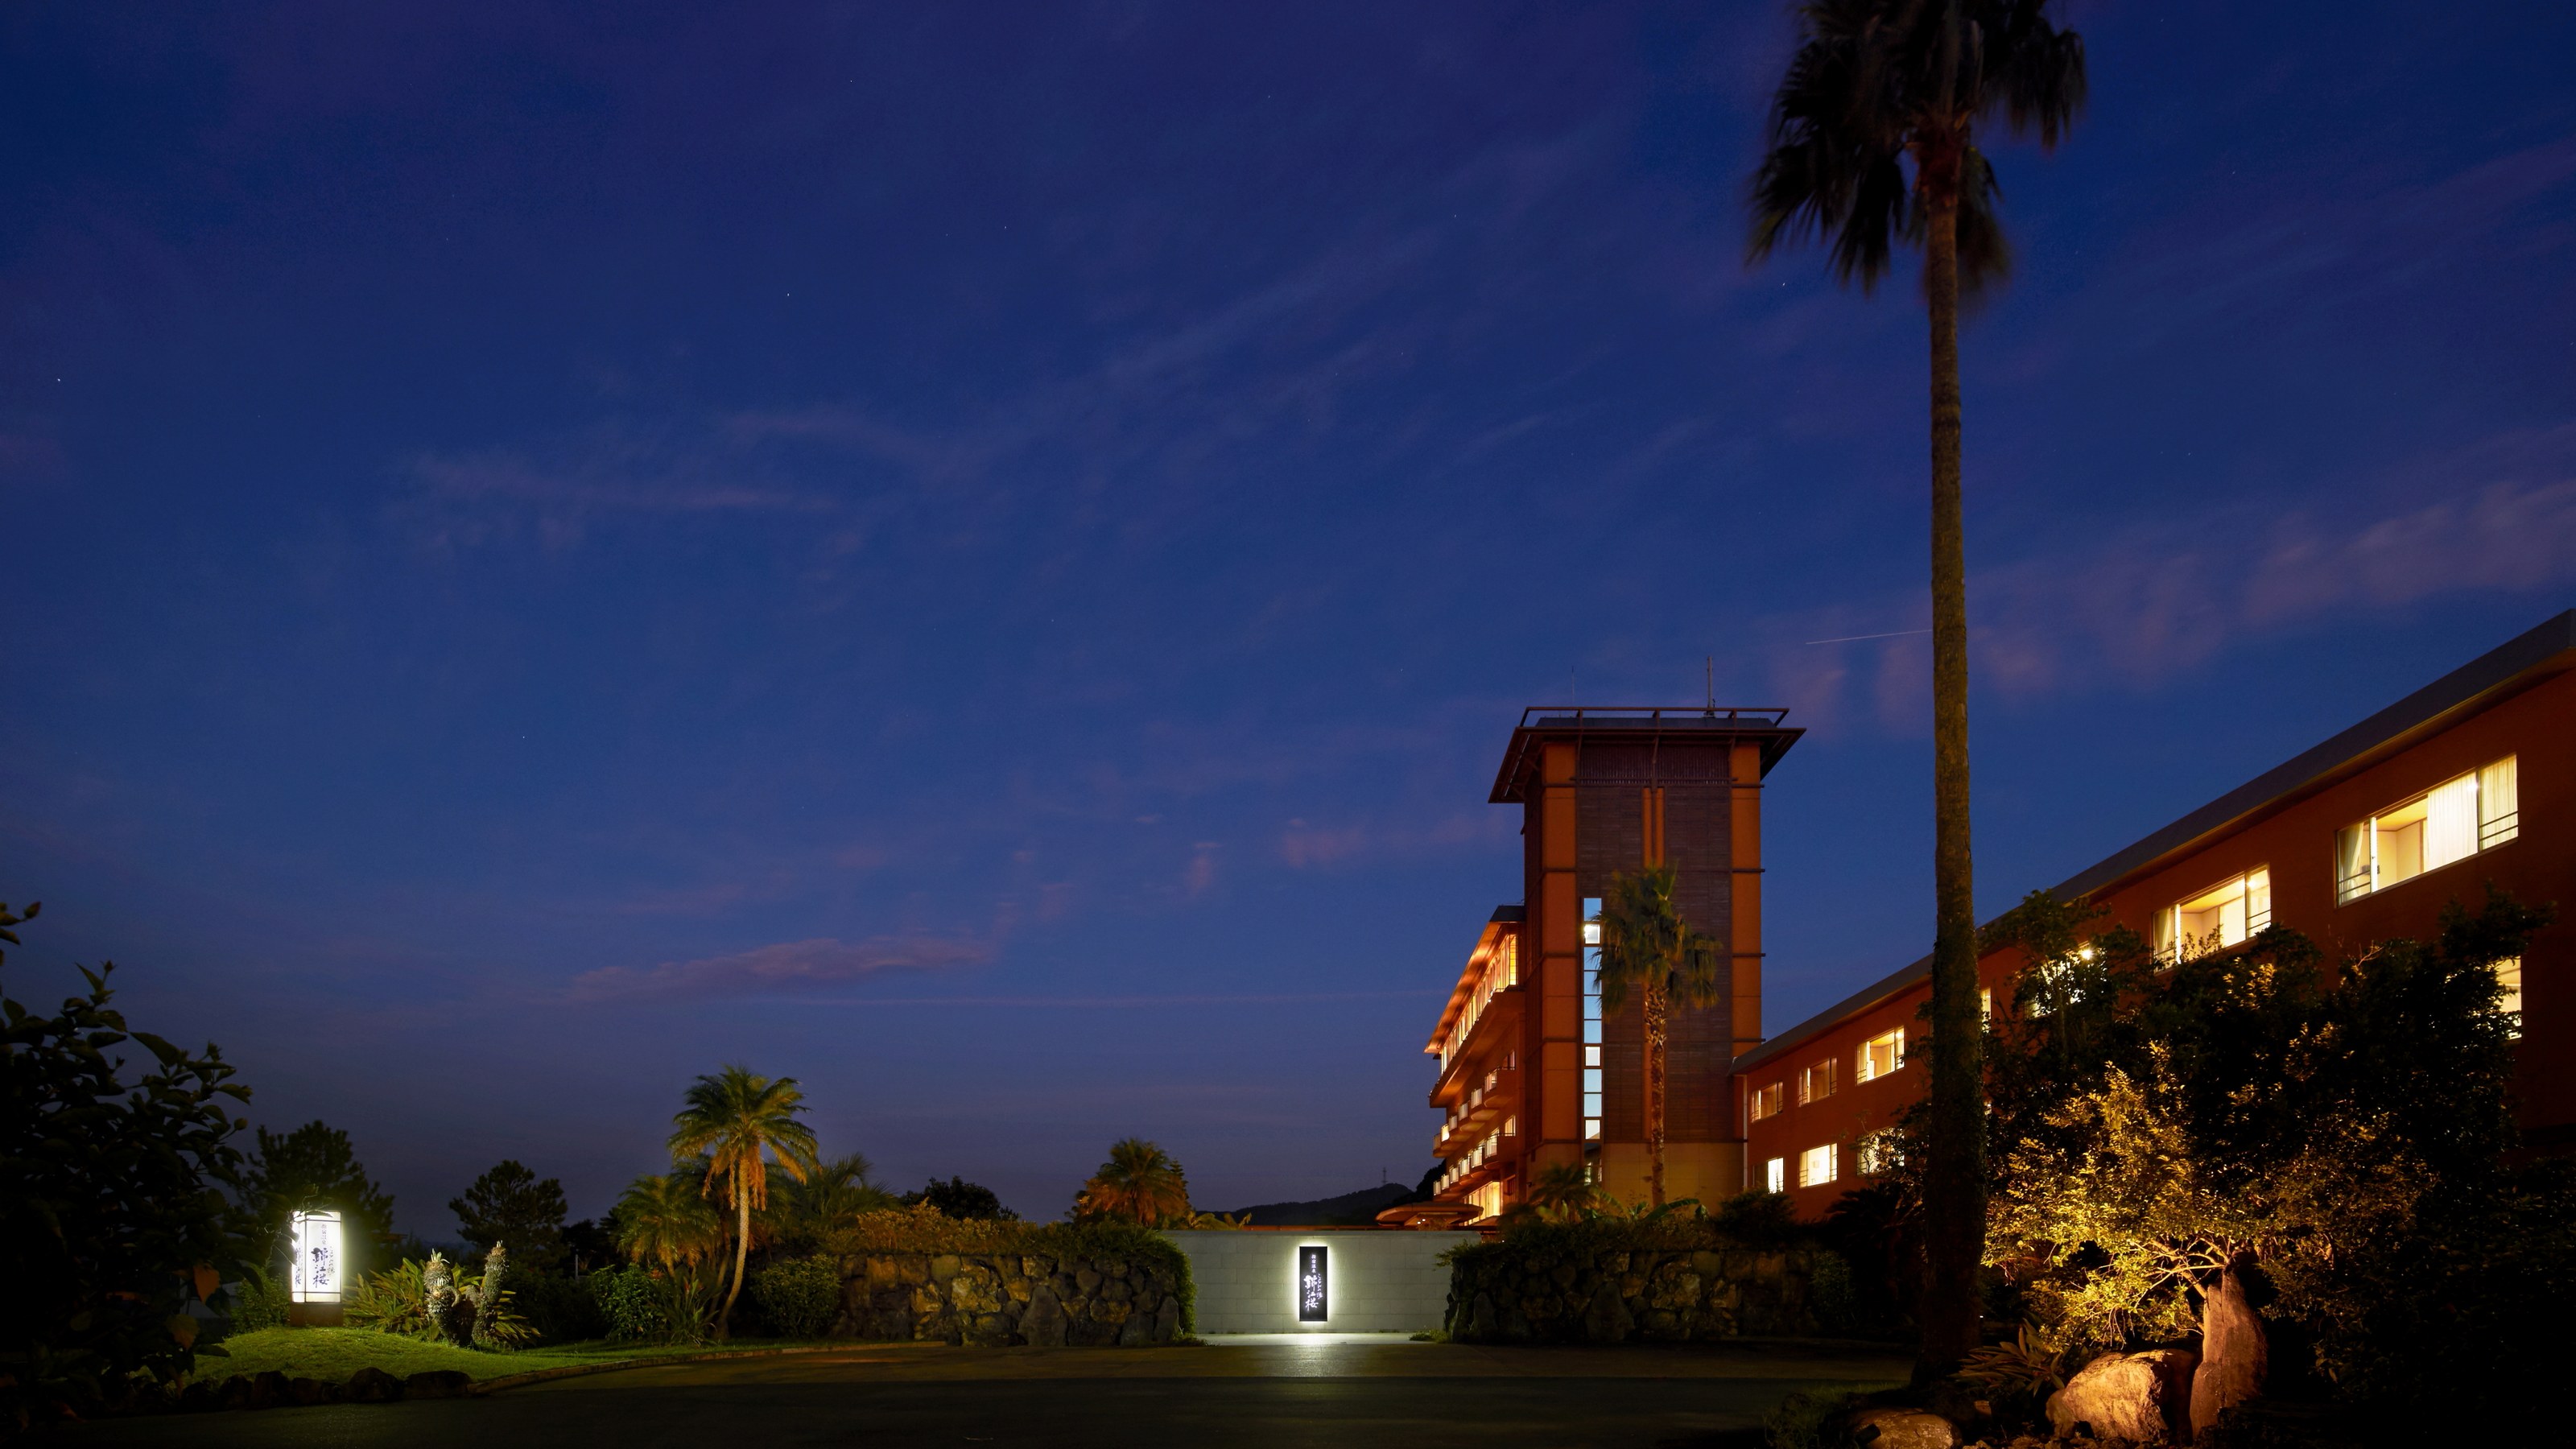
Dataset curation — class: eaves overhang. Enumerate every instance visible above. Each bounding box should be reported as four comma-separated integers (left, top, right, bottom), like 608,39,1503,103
1736,608,2576,1074
1490,707,1802,805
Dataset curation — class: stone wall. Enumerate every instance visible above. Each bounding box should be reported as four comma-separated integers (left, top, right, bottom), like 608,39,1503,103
835,1250,1187,1347
1445,1241,1820,1344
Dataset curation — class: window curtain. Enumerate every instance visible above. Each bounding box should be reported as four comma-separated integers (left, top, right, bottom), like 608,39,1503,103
2425,774,2479,873
2335,822,2372,903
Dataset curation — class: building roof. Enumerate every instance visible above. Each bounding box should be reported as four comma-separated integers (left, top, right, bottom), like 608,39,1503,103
1738,609,2576,1072
1489,706,1802,804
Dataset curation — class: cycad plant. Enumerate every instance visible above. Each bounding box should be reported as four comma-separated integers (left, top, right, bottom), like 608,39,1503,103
667,1066,820,1338
1074,1138,1192,1227
1594,865,1726,1209
1747,0,2087,1375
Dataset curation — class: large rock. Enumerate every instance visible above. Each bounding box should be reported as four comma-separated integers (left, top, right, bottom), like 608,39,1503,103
2192,1264,2268,1438
345,1367,403,1403
2047,1350,2196,1444
402,1370,473,1401
1022,1284,1068,1347
1846,1407,1959,1449
1581,1279,1634,1344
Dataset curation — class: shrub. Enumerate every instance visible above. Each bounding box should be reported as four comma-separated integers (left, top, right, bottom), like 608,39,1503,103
752,1257,842,1339
511,1272,608,1343
588,1263,722,1345
225,1267,291,1335
344,1257,534,1347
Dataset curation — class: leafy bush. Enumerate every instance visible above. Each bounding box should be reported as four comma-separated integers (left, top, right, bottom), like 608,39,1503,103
1761,1388,1873,1449
588,1263,723,1345
2,903,251,1425
752,1257,843,1339
1958,1320,2068,1418
225,1267,291,1335
508,1273,608,1344
1711,1191,1803,1248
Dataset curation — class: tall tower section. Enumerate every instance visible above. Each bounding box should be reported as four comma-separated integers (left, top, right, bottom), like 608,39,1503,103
1496,707,1798,1208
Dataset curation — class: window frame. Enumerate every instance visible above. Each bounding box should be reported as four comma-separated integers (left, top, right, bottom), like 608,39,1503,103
2336,756,2519,906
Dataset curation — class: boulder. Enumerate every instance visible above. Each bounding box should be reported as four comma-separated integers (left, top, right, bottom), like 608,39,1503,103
345,1367,403,1403
1022,1284,1068,1348
1846,1406,1959,1449
1154,1294,1181,1342
403,1370,474,1400
286,1377,336,1406
1581,1279,1634,1344
2047,1349,2196,1444
2192,1264,2269,1438
246,1373,291,1410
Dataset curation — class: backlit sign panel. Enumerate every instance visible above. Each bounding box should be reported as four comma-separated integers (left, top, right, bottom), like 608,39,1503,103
291,1210,343,1303
1297,1245,1327,1323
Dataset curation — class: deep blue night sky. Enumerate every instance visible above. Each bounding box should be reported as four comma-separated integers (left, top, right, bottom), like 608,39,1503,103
6,2,2574,1233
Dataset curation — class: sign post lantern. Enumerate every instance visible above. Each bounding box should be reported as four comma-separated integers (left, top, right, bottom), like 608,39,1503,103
288,1210,345,1326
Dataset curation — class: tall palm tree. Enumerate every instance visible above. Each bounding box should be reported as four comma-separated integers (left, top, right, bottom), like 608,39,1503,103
1074,1138,1192,1227
1595,865,1727,1209
612,1171,724,1272
1746,0,2087,1375
667,1065,821,1338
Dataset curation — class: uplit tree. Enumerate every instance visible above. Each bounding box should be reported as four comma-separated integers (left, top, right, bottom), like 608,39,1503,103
1594,865,1725,1208
1747,0,2087,1375
667,1066,819,1338
1521,1162,1600,1224
613,1171,724,1272
1074,1139,1192,1227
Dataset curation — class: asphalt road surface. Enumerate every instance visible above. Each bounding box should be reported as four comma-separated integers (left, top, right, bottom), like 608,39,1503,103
40,1339,1909,1449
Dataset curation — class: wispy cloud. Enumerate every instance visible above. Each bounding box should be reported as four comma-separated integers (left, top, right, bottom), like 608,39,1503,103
394,424,839,550
564,935,986,1002
1768,436,2576,729
795,990,1439,1009
1277,811,1509,870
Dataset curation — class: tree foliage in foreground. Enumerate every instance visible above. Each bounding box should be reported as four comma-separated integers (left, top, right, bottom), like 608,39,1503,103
1982,886,2572,1427
1,901,250,1426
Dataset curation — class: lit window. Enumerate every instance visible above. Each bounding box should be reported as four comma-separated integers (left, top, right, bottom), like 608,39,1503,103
1856,1028,1905,1083
2154,868,2272,962
1582,897,1604,1142
1765,1157,1785,1194
1798,1144,1838,1188
1979,988,1992,1026
1503,1115,1517,1137
2496,956,2523,1038
2337,757,2517,905
1748,1082,1784,1123
1799,1059,1836,1104
1857,1129,1901,1177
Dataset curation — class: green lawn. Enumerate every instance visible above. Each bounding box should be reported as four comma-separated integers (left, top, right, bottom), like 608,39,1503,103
194,1329,603,1383
194,1328,846,1385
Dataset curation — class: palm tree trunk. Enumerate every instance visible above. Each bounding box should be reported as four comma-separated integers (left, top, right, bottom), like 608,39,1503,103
1918,167,1988,1379
1645,980,1669,1209
720,1191,750,1340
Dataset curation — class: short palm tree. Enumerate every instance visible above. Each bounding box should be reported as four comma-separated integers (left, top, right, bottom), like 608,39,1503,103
1746,0,2087,1377
768,1151,894,1251
1074,1138,1192,1227
1595,865,1726,1210
1523,1162,1600,1224
667,1065,821,1337
613,1170,725,1272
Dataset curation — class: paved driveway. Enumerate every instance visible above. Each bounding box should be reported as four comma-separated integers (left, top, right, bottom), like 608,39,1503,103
42,1340,1907,1449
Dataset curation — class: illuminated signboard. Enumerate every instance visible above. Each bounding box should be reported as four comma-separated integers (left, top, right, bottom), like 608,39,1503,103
1297,1245,1328,1323
291,1210,344,1303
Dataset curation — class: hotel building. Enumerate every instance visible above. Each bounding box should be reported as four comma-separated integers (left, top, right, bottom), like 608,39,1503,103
1740,610,2576,1216
1419,708,1802,1221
